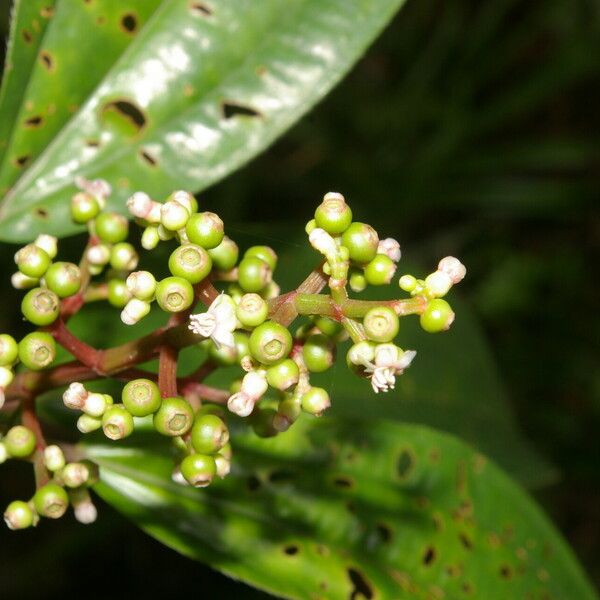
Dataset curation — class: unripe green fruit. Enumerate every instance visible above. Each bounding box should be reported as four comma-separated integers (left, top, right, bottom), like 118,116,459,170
180,454,217,487
266,358,300,391
122,378,161,417
95,212,129,244
155,277,194,313
4,500,34,530
77,414,103,434
5,425,36,458
33,483,69,519
236,293,268,328
191,414,229,454
249,320,293,365
420,298,455,333
302,334,334,373
153,397,193,436
207,236,239,271
341,222,379,264
208,339,238,366
168,244,212,283
185,212,224,249
399,274,417,292
44,262,82,298
102,405,134,440
312,316,344,339
244,246,277,271
15,244,51,278
238,256,271,293
18,332,56,370
0,334,18,366
314,193,353,234
21,287,60,326
363,306,399,343
71,192,100,224
234,331,250,363
301,387,331,416
274,397,301,431
107,278,131,308
109,243,138,271
251,408,278,438
364,254,396,286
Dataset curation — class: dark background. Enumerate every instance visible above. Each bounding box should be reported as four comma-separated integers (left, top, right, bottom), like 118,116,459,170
0,0,598,597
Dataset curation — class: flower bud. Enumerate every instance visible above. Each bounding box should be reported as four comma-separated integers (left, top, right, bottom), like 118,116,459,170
377,237,401,262
236,293,268,328
248,321,293,365
18,332,56,370
305,219,317,234
214,454,231,478
346,341,377,375
153,397,194,436
121,298,151,325
125,271,156,301
63,382,89,410
11,271,38,289
425,270,453,297
227,392,256,417
4,500,35,530
244,246,278,271
155,277,194,313
102,405,135,440
4,425,36,458
122,378,161,417
95,212,129,244
186,212,224,249
110,242,139,271
180,454,216,487
438,256,466,284
77,414,103,433
161,200,190,231
107,278,131,308
399,274,417,292
141,225,160,250
168,190,197,213
44,445,66,472
75,176,111,204
301,387,331,416
168,244,212,283
61,462,90,488
71,488,98,524
45,262,82,298
314,192,353,234
0,442,7,464
15,244,51,279
349,268,367,292
34,234,58,259
0,366,14,388
363,306,400,343
86,243,111,266
127,191,161,222
207,236,239,271
83,392,108,418
33,483,69,519
309,228,338,258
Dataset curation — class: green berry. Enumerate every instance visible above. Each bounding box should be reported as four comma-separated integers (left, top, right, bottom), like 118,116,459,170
236,293,268,328
234,331,250,363
168,244,212,283
251,408,278,438
301,387,331,416
122,378,161,417
302,334,334,373
4,425,36,458
238,256,271,293
71,192,100,224
266,358,299,391
4,500,34,530
161,200,190,231
207,236,239,271
108,278,132,308
153,397,194,436
185,212,224,249
44,262,82,298
249,320,293,365
155,277,194,313
180,454,217,487
208,340,238,366
305,219,317,234
420,299,455,333
0,334,18,366
312,316,344,339
191,414,229,454
109,243,138,271
102,405,134,440
364,254,396,286
341,222,379,264
349,269,367,293
21,287,60,326
274,397,301,431
14,244,51,278
244,246,277,271
314,192,353,234
33,483,69,519
18,332,56,370
95,212,129,244
363,306,399,342
399,274,417,292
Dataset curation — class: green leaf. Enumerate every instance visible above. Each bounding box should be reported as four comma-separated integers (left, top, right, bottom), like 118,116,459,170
85,418,596,600
0,0,407,241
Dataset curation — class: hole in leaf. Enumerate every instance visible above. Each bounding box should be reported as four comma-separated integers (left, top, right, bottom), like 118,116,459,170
120,13,138,33
459,532,473,550
283,545,299,556
422,546,437,566
246,475,260,491
22,30,32,43
376,523,392,543
24,115,43,128
334,476,354,489
34,207,49,219
13,155,31,168
269,469,294,483
101,99,147,136
499,565,513,580
190,2,212,16
222,101,261,120
140,149,157,166
39,51,54,71
397,448,415,479
347,568,374,600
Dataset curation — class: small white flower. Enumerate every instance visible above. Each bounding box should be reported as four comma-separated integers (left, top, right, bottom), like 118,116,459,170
189,294,237,349
309,227,338,258
63,382,89,410
438,256,466,284
364,344,416,394
378,237,401,262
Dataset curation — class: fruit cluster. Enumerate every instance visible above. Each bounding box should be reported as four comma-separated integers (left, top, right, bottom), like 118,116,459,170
0,179,465,529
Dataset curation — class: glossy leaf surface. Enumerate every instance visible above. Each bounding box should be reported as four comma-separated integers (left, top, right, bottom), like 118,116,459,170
0,0,407,240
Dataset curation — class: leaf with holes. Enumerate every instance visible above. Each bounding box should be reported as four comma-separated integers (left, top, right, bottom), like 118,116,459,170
84,418,596,600
0,0,408,240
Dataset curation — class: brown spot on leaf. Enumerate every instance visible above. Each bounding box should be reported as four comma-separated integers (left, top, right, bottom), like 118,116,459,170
40,6,54,18
397,448,415,479
376,523,392,543
333,476,354,489
13,155,31,168
500,565,513,579
86,139,100,148
347,568,374,600
190,2,212,16
97,16,107,25
422,546,437,566
120,13,138,34
283,544,299,556
222,101,262,120
24,115,43,128
34,207,49,219
459,532,473,550
22,30,32,43
39,51,54,71
140,149,157,166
